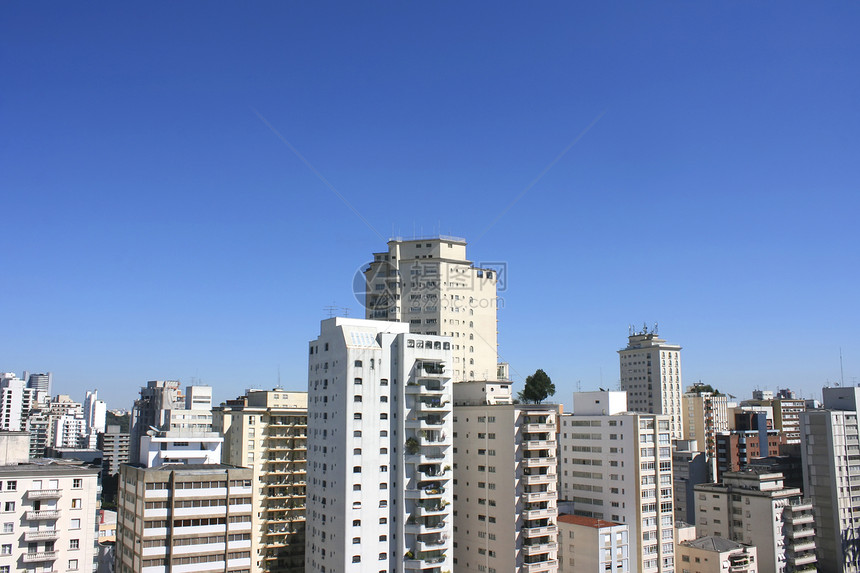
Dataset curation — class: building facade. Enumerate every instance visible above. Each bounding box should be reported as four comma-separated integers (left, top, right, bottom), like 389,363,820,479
556,514,629,573
453,381,559,573
215,389,308,573
98,424,131,476
683,390,729,479
618,329,684,440
800,387,860,573
676,536,758,573
694,469,817,573
559,391,675,573
363,237,501,382
305,318,454,573
115,463,254,573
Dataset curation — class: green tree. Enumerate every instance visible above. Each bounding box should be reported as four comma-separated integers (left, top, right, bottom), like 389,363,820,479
517,369,556,404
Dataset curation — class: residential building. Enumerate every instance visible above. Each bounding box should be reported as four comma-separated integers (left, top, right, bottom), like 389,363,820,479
799,387,860,573
305,318,454,573
26,408,51,458
129,380,183,463
85,390,107,434
138,431,223,467
676,536,758,573
98,425,131,476
453,380,559,573
618,328,684,439
694,468,817,573
215,388,308,573
559,391,675,573
115,463,254,573
673,440,709,524
0,431,100,573
363,236,501,381
714,430,788,480
25,371,52,395
557,514,629,573
0,373,41,431
683,389,729,478
743,397,806,444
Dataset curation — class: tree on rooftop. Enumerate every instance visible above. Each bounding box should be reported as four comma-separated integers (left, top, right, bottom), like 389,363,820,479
517,369,556,404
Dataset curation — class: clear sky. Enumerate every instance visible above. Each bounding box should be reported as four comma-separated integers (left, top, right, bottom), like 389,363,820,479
2,2,858,411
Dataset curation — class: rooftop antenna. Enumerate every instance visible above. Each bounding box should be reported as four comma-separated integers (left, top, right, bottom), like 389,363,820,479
576,380,582,393
654,322,659,335
324,305,339,318
840,348,845,387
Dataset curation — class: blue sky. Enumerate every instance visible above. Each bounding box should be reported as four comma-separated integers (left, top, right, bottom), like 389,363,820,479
2,2,858,410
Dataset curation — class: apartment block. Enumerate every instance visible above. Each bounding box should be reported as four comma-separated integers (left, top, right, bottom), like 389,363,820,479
453,381,559,573
305,318,454,573
673,440,709,524
215,388,308,573
0,432,99,573
694,468,817,573
799,387,860,573
557,514,629,573
0,373,42,431
115,463,254,573
98,424,131,476
558,391,675,573
364,236,501,381
744,398,805,444
683,390,729,478
619,329,684,440
715,430,788,480
676,536,758,573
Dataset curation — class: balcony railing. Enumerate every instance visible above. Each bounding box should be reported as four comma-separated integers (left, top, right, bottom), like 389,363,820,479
26,510,61,521
27,489,62,500
24,530,60,542
22,551,58,563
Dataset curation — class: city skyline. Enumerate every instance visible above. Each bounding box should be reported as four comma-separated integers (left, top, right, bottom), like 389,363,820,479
3,3,858,408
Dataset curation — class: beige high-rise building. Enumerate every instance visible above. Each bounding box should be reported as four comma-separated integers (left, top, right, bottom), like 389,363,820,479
559,391,676,573
453,381,560,573
214,389,308,573
694,468,817,573
683,390,729,479
619,328,684,440
364,236,502,382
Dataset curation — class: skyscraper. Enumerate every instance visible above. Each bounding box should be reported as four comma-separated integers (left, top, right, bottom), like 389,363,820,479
364,236,502,381
619,328,684,440
305,318,454,573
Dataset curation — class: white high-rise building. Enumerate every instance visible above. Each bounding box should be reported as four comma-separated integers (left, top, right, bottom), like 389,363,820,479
558,391,675,573
364,236,503,382
453,381,560,573
305,318,454,573
0,373,41,431
619,328,684,440
84,389,107,434
799,387,860,573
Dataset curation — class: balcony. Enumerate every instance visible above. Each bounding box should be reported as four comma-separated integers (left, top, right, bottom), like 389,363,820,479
24,530,60,542
405,486,446,500
791,540,816,553
523,491,554,503
26,510,60,521
523,560,558,572
22,551,58,563
522,473,555,485
406,417,446,430
523,542,558,556
412,503,448,517
524,423,555,433
27,489,61,500
522,525,557,538
406,381,446,396
523,507,557,520
522,457,556,468
786,514,814,526
791,554,817,567
787,527,815,539
523,440,557,450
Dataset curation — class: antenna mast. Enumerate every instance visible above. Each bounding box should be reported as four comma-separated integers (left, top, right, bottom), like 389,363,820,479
840,347,845,387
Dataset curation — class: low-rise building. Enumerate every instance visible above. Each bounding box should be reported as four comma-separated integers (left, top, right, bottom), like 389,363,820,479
677,536,758,573
557,514,629,573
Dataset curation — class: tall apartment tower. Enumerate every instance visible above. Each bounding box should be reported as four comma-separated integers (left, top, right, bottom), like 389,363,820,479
129,380,183,462
619,328,684,440
85,390,107,434
799,387,860,573
453,381,560,573
364,236,502,382
0,373,41,431
215,388,308,573
98,425,131,475
25,371,52,395
115,464,254,573
558,391,676,573
305,318,454,573
682,389,729,479
694,468,818,573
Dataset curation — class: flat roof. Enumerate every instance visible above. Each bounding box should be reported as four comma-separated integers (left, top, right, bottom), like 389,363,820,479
558,514,622,528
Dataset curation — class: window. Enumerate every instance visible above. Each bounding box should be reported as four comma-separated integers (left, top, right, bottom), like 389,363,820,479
68,559,79,570
352,556,361,563
70,519,81,530
2,502,12,512
72,498,82,509
1,524,11,533
69,539,79,550
72,479,82,489
352,519,361,527
0,545,10,555
4,482,15,491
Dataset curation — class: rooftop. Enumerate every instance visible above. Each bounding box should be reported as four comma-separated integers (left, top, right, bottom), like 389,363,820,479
558,514,622,529
684,536,749,552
